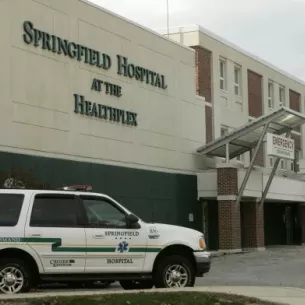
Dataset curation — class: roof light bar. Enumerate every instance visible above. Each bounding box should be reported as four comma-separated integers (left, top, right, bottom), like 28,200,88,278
3,178,25,189
59,185,93,192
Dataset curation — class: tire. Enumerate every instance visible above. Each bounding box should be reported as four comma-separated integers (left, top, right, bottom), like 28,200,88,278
0,258,33,294
120,280,154,290
153,255,195,288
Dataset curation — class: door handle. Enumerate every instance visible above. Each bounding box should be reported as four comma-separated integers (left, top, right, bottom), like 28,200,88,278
31,234,42,237
93,234,104,239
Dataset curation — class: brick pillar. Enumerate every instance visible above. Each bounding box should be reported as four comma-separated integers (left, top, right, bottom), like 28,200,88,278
241,202,265,249
217,166,241,250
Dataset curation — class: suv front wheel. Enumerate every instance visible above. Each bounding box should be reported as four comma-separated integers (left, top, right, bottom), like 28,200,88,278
0,259,32,294
154,255,195,288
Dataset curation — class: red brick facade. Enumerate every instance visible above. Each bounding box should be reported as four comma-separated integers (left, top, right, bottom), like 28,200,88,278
192,45,214,143
192,46,212,102
217,167,238,195
192,42,304,251
219,200,241,250
247,70,263,118
289,89,301,132
241,202,264,248
205,105,213,143
247,70,265,167
253,143,265,167
217,167,241,250
289,89,300,112
292,134,301,150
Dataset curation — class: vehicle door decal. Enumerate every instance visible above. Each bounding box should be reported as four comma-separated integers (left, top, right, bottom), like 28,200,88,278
0,237,162,253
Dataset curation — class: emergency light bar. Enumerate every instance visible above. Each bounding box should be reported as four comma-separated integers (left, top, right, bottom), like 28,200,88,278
58,185,93,192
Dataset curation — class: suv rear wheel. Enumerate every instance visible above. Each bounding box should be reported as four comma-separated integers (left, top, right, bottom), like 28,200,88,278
154,255,195,288
0,259,32,294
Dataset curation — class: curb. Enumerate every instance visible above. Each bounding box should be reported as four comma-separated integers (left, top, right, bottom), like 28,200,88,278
0,286,294,305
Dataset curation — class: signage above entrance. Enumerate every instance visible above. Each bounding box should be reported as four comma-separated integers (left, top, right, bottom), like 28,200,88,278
266,133,295,160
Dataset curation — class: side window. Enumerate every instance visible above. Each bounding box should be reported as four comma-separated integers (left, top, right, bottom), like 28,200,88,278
81,197,127,229
0,194,24,227
30,195,82,228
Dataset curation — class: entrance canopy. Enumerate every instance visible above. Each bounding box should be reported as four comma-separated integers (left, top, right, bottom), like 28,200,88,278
196,107,305,159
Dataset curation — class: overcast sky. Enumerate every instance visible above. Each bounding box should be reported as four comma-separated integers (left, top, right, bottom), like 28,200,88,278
90,0,305,82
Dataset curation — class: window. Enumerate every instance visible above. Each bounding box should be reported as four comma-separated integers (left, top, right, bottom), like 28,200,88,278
269,157,274,167
234,65,242,96
268,81,274,109
220,125,229,137
0,194,24,227
30,195,82,227
219,59,226,90
236,153,244,162
279,86,285,106
82,197,127,229
280,159,285,170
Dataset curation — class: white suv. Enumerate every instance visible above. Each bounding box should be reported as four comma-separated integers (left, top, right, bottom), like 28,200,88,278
0,184,210,294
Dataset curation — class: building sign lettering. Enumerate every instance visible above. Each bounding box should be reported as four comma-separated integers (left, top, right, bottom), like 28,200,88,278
267,133,295,160
74,94,137,126
91,78,122,97
117,55,167,89
22,21,167,89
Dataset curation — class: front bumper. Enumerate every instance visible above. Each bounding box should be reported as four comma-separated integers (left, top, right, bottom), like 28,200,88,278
194,251,211,277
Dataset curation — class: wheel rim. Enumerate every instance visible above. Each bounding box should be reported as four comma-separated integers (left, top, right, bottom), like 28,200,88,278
164,264,188,288
0,267,24,294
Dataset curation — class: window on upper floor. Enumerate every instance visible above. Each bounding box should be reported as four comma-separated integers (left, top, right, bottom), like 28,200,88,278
234,65,242,96
219,58,226,91
280,159,286,170
268,81,274,109
279,85,285,106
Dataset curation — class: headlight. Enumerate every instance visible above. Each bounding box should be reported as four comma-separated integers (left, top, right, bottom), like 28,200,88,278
198,236,206,250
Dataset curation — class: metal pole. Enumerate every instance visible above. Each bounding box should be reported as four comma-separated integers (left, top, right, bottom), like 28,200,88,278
166,0,170,37
226,143,229,163
260,130,292,206
236,123,269,205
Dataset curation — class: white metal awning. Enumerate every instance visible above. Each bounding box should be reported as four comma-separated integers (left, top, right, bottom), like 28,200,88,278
196,107,305,159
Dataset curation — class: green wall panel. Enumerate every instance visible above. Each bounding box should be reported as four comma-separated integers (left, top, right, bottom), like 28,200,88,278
0,151,202,231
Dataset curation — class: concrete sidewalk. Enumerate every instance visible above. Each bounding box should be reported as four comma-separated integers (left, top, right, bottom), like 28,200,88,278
199,286,305,305
1,286,305,305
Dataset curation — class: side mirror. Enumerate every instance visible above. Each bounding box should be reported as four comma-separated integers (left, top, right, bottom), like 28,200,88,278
126,213,139,227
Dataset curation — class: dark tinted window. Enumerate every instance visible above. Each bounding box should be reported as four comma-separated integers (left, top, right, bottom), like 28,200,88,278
0,194,24,227
82,197,127,228
30,195,82,227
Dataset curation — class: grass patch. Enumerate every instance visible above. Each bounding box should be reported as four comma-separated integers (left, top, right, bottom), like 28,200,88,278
0,292,281,305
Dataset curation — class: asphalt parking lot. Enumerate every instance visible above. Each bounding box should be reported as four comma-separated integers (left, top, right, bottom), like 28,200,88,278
198,247,305,288
37,246,305,292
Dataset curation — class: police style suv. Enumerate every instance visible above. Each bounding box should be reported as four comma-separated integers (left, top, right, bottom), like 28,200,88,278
0,184,210,294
